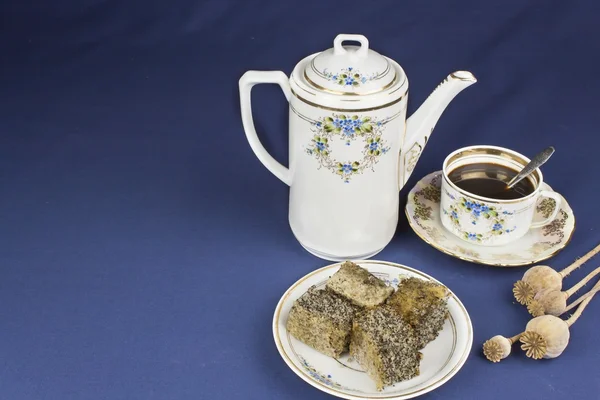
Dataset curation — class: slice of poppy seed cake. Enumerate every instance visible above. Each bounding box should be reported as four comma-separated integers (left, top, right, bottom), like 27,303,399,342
386,277,450,349
286,286,358,358
350,305,421,390
326,261,394,308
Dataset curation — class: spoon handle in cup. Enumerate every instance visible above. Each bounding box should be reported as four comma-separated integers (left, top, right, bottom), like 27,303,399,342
506,146,555,189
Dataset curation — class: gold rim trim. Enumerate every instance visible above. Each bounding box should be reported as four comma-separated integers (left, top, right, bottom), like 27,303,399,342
449,72,477,82
443,147,543,205
290,102,405,127
304,71,397,96
446,147,528,166
290,104,317,124
388,85,406,96
310,57,393,82
293,76,317,96
405,174,576,267
291,88,407,112
441,174,541,205
273,261,473,399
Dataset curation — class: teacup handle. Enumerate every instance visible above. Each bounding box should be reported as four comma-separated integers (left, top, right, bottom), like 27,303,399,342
530,190,562,228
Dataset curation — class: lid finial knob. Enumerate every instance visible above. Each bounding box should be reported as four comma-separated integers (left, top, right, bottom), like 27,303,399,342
333,34,369,58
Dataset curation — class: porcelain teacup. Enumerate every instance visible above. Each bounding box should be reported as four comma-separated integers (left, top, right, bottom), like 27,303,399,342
440,145,562,246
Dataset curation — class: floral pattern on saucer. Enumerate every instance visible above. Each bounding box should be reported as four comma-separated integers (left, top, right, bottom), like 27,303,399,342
406,171,575,267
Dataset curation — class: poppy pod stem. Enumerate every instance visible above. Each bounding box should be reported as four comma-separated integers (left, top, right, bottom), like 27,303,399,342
566,279,600,327
564,266,600,298
560,243,600,278
564,285,600,314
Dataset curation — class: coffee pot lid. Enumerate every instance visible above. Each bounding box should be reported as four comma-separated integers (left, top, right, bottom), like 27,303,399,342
303,34,397,96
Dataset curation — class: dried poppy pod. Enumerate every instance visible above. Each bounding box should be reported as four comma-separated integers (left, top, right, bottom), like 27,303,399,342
513,243,600,305
520,280,599,360
520,316,570,359
527,266,600,317
482,334,522,363
485,279,599,362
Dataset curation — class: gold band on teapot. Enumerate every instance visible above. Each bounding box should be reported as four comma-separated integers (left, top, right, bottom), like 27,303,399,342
290,88,408,112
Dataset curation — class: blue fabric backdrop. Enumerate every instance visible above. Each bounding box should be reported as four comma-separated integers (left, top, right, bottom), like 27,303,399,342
1,1,599,399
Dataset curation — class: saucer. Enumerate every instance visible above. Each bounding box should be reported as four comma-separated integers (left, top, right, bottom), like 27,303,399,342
273,260,472,400
405,171,575,267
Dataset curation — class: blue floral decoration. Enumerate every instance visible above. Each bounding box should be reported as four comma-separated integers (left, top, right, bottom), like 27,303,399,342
445,195,518,241
305,113,391,183
297,356,349,390
322,67,377,88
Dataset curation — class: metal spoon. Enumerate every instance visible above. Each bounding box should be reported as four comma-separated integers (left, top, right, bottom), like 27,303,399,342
506,146,555,189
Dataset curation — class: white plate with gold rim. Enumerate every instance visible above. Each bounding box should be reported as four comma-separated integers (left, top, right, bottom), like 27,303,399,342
272,260,473,400
405,171,575,267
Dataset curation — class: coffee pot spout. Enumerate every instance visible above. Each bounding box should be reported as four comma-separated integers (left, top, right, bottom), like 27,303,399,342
399,71,477,188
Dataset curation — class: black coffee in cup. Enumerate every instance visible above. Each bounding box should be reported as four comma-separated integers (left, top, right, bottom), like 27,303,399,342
448,163,536,200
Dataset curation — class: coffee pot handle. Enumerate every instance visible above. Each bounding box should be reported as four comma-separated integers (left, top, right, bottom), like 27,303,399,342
239,71,292,186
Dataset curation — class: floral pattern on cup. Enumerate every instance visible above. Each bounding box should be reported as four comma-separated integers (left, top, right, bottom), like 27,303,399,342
456,221,516,242
442,193,517,243
322,67,376,87
491,220,516,236
446,206,460,226
305,113,391,183
447,193,514,225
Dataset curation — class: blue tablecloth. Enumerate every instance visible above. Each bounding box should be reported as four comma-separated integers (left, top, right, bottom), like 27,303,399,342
1,1,599,399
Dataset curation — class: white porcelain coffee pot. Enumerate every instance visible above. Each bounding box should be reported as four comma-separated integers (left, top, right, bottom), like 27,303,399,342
239,34,476,260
